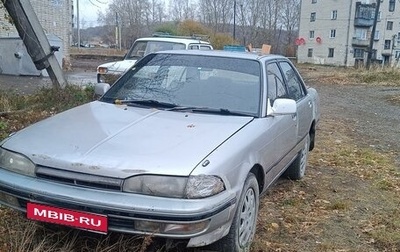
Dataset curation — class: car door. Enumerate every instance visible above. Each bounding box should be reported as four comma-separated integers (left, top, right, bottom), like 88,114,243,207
261,62,297,180
278,61,313,143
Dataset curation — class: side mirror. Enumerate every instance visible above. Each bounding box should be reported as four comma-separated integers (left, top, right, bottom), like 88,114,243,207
267,98,297,116
94,83,111,97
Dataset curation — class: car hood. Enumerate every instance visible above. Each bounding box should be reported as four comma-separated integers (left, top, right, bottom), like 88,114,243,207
97,60,137,74
2,102,253,178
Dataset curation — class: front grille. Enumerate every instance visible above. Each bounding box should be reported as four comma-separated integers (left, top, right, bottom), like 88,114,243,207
36,166,123,191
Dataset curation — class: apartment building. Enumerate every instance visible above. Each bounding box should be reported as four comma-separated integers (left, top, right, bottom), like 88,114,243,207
0,0,73,67
298,0,400,67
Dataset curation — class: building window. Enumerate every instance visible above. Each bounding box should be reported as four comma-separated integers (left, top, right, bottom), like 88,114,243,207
330,29,336,38
354,48,365,58
310,12,316,22
384,40,391,49
328,48,334,58
387,21,393,30
308,48,313,57
395,51,400,59
309,30,315,38
374,31,380,40
389,0,395,12
397,32,400,44
312,0,317,3
354,28,367,40
378,11,382,21
331,10,337,20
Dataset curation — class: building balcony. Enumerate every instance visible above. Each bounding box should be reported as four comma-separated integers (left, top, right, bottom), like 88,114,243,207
381,49,392,56
354,2,375,27
352,38,370,47
354,17,374,27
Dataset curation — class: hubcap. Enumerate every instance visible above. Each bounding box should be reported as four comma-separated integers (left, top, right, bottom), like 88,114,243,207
238,188,256,246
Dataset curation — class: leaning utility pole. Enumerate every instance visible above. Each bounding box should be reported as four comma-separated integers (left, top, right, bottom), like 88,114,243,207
1,0,66,88
366,0,381,70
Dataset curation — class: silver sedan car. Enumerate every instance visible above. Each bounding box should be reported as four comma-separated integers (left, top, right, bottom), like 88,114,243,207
0,50,319,251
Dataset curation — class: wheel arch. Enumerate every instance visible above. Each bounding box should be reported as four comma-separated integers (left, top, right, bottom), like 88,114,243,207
309,120,316,151
250,164,265,193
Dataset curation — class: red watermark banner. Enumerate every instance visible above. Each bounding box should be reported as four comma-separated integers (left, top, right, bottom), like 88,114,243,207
27,202,108,233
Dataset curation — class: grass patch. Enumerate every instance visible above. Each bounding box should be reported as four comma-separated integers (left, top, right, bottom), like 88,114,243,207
297,64,400,86
386,94,400,106
0,85,94,141
349,68,400,85
252,117,400,252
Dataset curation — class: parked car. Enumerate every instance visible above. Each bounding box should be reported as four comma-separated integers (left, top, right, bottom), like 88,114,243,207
0,50,319,251
97,35,213,84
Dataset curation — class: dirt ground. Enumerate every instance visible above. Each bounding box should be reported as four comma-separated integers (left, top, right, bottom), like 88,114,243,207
0,58,399,251
310,75,400,159
253,65,400,251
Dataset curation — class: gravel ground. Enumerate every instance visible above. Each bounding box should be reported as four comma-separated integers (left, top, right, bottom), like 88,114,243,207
313,82,400,164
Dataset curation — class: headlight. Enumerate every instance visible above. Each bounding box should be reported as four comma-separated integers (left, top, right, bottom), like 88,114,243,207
186,175,225,199
123,175,187,198
0,148,36,176
123,174,225,199
97,67,108,74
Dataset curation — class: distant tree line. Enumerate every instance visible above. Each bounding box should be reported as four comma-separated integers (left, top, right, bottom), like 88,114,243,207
87,0,300,55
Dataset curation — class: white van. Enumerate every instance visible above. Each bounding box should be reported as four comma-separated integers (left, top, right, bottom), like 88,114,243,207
97,35,213,83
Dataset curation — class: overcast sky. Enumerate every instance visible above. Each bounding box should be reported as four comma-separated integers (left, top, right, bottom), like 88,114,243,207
74,0,110,27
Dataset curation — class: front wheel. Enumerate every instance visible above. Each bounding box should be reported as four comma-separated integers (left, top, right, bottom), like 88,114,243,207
284,135,310,180
212,173,259,252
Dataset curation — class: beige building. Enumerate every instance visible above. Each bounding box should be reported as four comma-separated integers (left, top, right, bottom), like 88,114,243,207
0,0,73,66
298,0,400,67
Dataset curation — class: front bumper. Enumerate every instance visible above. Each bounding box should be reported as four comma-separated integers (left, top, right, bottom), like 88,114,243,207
0,169,237,247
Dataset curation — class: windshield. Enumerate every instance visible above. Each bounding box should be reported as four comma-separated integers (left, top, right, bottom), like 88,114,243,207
102,54,261,116
126,41,186,60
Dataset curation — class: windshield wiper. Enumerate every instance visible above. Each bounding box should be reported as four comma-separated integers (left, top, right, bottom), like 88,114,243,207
170,106,253,116
114,99,178,108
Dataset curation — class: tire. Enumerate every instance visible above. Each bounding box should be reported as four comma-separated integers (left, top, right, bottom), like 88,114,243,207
211,173,259,252
284,135,310,180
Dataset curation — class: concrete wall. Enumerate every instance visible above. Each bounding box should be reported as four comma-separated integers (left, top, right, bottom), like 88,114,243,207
0,0,73,67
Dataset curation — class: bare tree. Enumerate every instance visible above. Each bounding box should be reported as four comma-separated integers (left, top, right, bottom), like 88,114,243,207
280,0,300,49
152,0,166,23
236,0,263,45
99,0,166,47
199,0,233,33
258,0,282,52
169,0,197,21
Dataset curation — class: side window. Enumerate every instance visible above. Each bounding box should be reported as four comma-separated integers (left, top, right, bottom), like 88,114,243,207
189,44,212,50
279,62,306,101
200,45,213,50
266,63,288,105
189,45,200,50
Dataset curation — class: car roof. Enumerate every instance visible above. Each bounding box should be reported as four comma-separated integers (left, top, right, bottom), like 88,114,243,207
154,49,288,62
135,37,211,45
